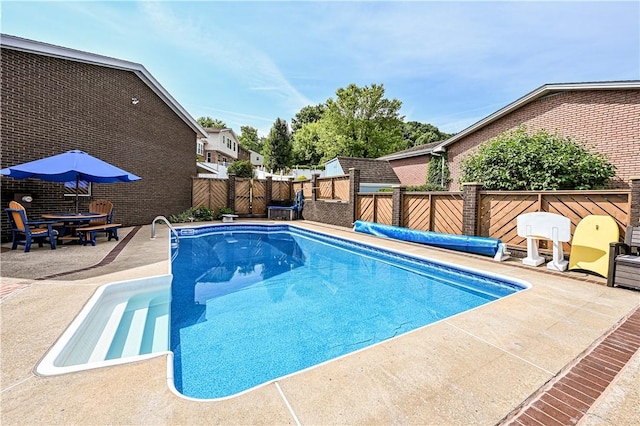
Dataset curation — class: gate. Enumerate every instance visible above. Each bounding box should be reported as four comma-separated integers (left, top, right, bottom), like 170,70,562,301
234,178,267,216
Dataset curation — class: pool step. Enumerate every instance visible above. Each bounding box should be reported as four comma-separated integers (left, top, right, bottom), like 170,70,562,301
103,298,170,360
88,302,128,363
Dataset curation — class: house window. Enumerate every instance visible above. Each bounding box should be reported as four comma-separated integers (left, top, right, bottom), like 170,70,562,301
206,152,212,163
233,142,236,151
64,180,91,197
197,140,204,156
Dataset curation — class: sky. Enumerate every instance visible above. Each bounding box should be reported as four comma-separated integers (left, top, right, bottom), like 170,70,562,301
2,1,639,138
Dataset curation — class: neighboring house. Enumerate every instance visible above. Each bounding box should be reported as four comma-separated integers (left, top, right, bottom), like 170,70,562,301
378,141,441,186
380,81,640,190
200,128,239,165
325,157,400,192
1,34,207,241
250,150,264,168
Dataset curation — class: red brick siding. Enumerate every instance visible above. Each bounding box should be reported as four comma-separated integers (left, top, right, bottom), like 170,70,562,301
1,49,198,241
388,155,430,186
447,90,640,190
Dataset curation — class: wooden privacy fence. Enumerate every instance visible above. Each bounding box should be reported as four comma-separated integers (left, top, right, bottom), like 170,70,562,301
356,187,632,253
192,177,293,216
478,190,631,252
357,192,465,234
357,193,393,224
317,175,350,201
192,178,228,211
193,172,638,255
402,193,464,235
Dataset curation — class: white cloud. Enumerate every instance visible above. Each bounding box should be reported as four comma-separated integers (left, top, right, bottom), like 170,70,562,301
138,2,313,113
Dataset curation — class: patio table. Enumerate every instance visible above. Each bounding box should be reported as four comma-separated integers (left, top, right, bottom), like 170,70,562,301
42,213,108,244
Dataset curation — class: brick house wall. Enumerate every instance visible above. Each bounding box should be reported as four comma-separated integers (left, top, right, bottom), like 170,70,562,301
447,89,640,190
388,156,430,186
1,49,198,241
385,88,639,190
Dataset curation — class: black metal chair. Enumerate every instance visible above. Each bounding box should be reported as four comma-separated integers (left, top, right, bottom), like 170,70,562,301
607,226,640,290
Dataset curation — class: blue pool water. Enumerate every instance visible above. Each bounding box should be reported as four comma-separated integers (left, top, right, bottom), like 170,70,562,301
170,225,526,399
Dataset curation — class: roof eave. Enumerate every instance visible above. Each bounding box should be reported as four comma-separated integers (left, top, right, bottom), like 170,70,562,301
432,80,640,152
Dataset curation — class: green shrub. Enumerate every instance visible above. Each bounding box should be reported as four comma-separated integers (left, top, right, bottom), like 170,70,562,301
227,160,254,178
169,206,234,223
461,126,616,190
406,183,447,192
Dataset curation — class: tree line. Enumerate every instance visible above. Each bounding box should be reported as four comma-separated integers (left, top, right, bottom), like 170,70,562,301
198,83,452,172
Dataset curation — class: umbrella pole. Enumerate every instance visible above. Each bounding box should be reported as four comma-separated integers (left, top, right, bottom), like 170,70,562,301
75,175,79,214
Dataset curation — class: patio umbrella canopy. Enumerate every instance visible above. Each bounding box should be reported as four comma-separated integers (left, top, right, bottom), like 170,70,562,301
1,150,141,213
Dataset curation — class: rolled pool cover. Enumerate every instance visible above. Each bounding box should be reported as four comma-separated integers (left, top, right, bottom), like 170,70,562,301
353,220,503,258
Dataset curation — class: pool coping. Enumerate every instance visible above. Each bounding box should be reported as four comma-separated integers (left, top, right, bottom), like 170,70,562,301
1,220,639,425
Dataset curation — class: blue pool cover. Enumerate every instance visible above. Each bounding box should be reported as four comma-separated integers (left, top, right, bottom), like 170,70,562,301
354,220,503,258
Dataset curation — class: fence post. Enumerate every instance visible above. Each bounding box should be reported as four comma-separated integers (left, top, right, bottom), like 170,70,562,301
349,168,360,225
630,176,640,226
265,176,272,207
392,185,405,227
228,174,236,212
312,173,320,201
462,182,483,236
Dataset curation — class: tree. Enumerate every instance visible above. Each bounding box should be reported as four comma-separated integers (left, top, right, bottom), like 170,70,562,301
316,83,404,161
263,118,292,171
227,160,254,178
460,126,616,190
197,116,226,128
239,126,263,153
402,121,453,149
291,122,323,166
291,104,326,135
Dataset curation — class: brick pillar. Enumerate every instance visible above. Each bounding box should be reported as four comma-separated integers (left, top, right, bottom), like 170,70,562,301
462,182,483,236
392,185,405,227
349,168,360,225
312,173,320,201
630,176,640,226
265,176,272,207
228,174,236,213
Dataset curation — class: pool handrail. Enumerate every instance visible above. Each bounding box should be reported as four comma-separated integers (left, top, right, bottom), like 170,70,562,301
151,215,179,246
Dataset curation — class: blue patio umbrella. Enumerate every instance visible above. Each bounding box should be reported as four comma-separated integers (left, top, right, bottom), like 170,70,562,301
1,150,141,213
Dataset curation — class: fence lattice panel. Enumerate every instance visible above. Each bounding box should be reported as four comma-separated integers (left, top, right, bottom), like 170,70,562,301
192,178,210,208
252,179,267,215
356,194,392,224
334,177,350,201
480,190,631,251
271,180,291,201
375,195,393,225
318,179,333,199
432,194,463,234
403,194,431,231
357,195,374,222
234,179,251,215
192,178,227,210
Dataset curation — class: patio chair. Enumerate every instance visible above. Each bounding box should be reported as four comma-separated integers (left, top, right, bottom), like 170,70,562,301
5,201,58,252
607,226,640,290
86,199,114,225
82,199,114,237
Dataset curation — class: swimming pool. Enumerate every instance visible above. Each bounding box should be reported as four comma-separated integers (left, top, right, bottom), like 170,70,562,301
170,224,528,400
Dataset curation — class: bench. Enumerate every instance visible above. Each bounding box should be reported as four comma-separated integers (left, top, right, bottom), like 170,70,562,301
77,223,122,246
268,206,298,221
222,214,239,223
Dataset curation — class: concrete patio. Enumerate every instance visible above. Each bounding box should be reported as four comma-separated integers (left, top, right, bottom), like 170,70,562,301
1,220,638,425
